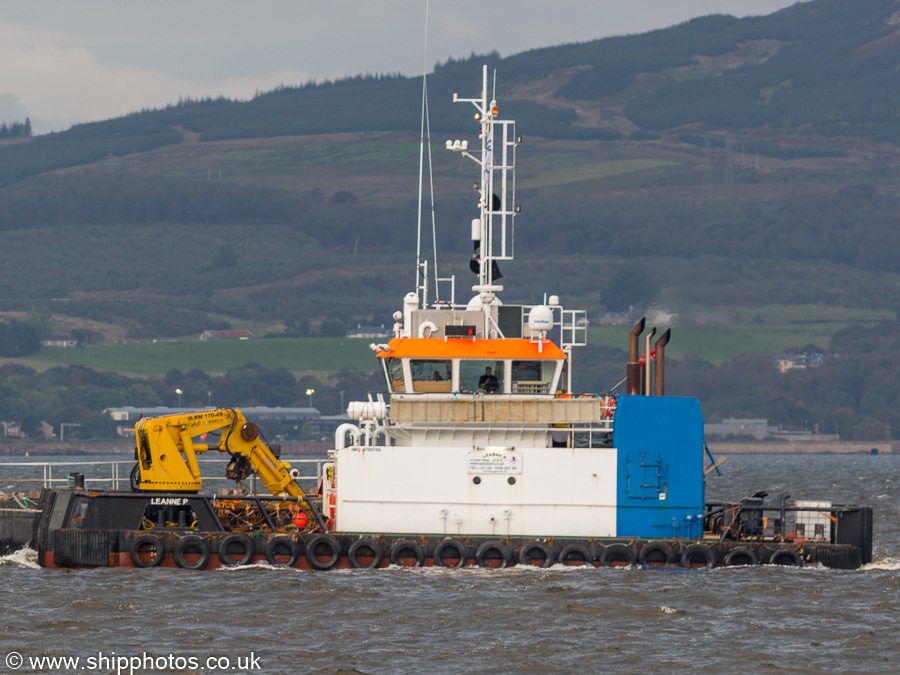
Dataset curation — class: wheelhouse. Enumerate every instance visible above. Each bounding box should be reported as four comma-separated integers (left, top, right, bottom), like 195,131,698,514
378,338,568,395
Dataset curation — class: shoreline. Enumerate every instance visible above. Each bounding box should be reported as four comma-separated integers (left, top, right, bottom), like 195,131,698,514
0,440,893,456
0,440,332,457
712,441,893,454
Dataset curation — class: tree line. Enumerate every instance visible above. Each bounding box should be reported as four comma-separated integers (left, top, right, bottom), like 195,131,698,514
4,169,900,338
3,0,899,192
576,318,900,442
3,318,900,441
0,119,31,139
0,320,39,356
0,362,382,440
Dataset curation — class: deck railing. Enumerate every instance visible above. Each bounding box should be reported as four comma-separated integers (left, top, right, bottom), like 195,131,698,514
0,458,326,494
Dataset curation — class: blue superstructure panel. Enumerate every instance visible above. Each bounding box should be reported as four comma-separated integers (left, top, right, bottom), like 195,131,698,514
613,395,705,539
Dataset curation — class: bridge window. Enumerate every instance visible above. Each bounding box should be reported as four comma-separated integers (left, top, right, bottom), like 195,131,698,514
385,358,405,393
410,359,452,392
511,360,554,394
460,360,503,394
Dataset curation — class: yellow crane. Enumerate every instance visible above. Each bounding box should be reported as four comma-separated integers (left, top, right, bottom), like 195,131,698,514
131,408,308,499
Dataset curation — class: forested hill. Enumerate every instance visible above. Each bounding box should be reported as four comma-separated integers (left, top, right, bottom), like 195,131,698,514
3,0,900,344
3,0,900,187
6,0,900,442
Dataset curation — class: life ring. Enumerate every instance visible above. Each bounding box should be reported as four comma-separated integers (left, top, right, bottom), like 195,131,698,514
173,535,210,570
604,396,617,419
475,540,512,568
679,543,717,570
348,538,383,569
724,547,758,566
600,543,636,567
434,538,467,568
129,533,164,568
217,532,255,567
265,536,300,567
518,540,555,568
305,534,340,570
768,547,802,567
389,539,425,567
638,541,675,567
558,543,592,566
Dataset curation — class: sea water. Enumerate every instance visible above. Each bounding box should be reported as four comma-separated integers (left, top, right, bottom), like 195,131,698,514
0,453,897,674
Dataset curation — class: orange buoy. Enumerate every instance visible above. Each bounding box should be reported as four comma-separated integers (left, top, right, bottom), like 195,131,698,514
293,511,309,528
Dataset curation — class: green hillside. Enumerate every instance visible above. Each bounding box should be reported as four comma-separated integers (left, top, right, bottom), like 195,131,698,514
4,0,900,188
16,338,376,376
3,0,900,441
3,0,900,341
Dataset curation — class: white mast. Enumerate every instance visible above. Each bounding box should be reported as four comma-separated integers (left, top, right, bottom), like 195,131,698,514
448,65,519,321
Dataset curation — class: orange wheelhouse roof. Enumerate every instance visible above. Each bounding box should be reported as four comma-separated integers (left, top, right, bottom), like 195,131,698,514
377,338,567,360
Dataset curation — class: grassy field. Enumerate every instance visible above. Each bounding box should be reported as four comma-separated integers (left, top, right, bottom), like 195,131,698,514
589,304,892,364
3,303,891,377
10,338,379,376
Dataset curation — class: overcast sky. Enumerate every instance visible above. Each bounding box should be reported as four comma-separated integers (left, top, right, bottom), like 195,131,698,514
0,1,802,134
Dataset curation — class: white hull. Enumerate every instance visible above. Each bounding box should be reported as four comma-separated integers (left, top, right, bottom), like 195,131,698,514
334,445,618,538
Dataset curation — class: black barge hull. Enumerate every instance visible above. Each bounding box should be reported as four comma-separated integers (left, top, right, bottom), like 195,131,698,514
29,488,873,571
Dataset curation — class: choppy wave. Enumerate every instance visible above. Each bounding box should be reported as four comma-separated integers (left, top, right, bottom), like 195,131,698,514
0,545,39,568
0,452,897,673
862,557,900,571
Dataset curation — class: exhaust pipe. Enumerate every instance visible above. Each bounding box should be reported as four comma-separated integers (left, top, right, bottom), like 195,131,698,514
654,329,670,397
643,327,656,396
626,318,645,395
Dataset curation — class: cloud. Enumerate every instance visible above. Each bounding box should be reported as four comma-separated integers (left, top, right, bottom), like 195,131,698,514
0,93,29,122
0,22,311,133
0,2,796,134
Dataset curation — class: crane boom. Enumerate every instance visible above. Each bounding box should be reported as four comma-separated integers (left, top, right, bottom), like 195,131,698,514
133,408,307,499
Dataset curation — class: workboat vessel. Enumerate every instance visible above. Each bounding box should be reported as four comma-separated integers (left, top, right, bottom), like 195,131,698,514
30,66,872,571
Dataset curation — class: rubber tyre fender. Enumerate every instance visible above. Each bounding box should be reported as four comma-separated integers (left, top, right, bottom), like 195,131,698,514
265,536,300,568
305,534,340,570
558,543,592,567
173,535,210,570
679,543,717,570
129,533,164,568
769,547,802,567
348,538,383,569
639,541,675,567
518,540,554,568
129,463,141,492
433,538,467,568
724,547,758,567
599,543,636,567
389,539,425,567
217,532,255,567
475,540,512,568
